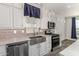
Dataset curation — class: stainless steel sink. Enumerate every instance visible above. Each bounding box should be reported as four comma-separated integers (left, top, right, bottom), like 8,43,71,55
30,36,46,45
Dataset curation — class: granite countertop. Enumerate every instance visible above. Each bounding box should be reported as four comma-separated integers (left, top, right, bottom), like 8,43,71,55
0,35,30,46
0,32,45,46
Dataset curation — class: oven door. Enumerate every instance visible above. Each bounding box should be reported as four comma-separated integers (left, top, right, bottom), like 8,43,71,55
53,38,60,48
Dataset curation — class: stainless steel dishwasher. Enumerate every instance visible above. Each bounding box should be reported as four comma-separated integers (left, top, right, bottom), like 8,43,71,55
6,41,28,56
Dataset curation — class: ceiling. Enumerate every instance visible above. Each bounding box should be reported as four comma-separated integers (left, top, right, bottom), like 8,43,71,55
43,3,79,16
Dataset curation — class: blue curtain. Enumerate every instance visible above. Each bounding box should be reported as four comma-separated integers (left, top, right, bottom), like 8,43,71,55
71,17,77,39
30,6,34,17
24,3,40,18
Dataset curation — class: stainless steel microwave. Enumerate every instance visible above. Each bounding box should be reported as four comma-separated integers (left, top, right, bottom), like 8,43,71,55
48,21,55,29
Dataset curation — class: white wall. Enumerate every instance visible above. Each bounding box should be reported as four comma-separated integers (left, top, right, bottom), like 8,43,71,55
60,10,79,17
40,4,56,29
65,17,72,40
55,16,65,41
42,4,66,42
61,16,76,40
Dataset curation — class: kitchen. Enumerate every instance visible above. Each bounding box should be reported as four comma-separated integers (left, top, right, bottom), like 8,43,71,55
0,3,79,56
0,3,61,56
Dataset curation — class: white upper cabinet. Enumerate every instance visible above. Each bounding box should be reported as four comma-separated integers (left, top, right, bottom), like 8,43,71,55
0,3,24,29
13,3,23,8
13,8,23,28
1,3,23,9
0,4,12,28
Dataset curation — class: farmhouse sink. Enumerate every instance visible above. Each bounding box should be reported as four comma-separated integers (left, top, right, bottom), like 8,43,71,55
29,36,46,45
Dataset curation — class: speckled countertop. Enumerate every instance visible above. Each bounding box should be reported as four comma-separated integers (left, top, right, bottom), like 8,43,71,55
0,32,45,46
0,36,30,46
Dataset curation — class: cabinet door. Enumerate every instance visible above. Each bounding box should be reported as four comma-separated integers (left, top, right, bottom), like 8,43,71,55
13,3,23,8
0,4,12,28
46,35,51,54
29,44,40,56
40,42,47,56
13,8,23,28
1,3,23,9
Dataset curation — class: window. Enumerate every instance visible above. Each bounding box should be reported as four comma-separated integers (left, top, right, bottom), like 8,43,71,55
76,17,79,39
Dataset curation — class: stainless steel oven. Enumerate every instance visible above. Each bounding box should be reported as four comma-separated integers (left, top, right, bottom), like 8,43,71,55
51,34,60,51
